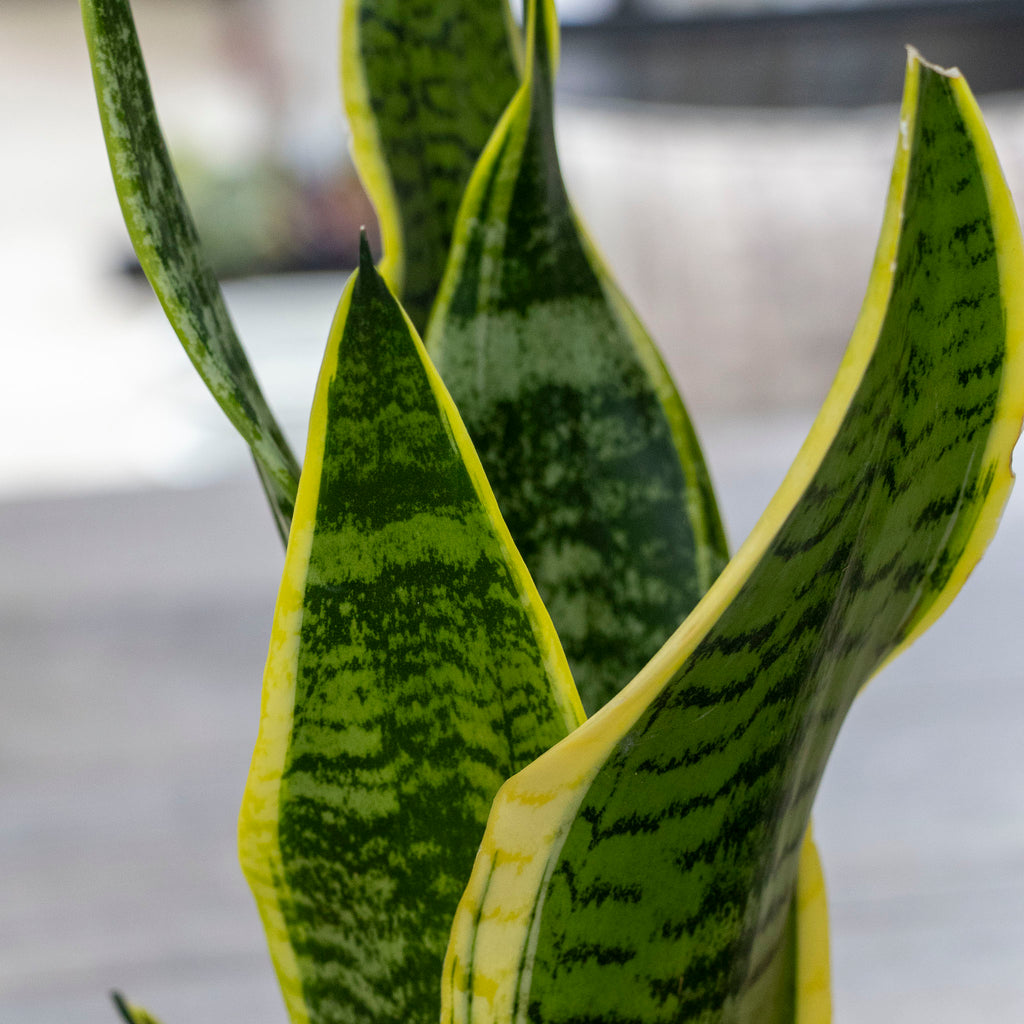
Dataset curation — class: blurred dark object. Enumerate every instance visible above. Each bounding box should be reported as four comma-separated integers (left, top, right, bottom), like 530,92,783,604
559,0,1024,107
120,154,380,280
120,0,1024,281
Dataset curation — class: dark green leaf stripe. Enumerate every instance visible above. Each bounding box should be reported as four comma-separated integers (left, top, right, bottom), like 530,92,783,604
426,0,728,715
443,52,1024,1024
342,0,522,331
81,0,300,538
239,237,583,1024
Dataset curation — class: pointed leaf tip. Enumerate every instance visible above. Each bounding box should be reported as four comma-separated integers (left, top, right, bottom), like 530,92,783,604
358,227,374,272
111,993,132,1024
906,45,961,79
110,992,162,1024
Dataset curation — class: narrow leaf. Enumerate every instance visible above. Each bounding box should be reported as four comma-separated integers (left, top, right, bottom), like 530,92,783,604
81,0,300,535
443,50,1024,1024
238,237,584,1024
342,0,522,329
426,0,728,715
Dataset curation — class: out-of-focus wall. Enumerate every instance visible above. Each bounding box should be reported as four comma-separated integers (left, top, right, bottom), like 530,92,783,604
559,93,1024,414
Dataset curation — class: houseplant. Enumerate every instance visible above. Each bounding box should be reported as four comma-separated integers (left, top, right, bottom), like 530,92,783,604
82,0,1024,1021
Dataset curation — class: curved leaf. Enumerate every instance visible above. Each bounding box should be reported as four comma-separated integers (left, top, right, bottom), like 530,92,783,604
425,0,728,715
342,0,522,330
81,0,300,538
238,237,584,1024
442,50,1024,1024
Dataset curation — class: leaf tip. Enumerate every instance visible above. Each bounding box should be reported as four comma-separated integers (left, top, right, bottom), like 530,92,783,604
110,992,135,1024
905,44,962,80
359,227,374,274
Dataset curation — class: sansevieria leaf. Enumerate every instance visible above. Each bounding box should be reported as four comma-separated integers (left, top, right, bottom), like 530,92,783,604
443,50,1024,1024
426,0,728,714
238,236,584,1024
81,0,300,539
342,0,522,330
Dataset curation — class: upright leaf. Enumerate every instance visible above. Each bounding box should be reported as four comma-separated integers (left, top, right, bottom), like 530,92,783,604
239,237,584,1024
443,50,1024,1024
342,0,522,330
426,0,728,714
81,0,300,538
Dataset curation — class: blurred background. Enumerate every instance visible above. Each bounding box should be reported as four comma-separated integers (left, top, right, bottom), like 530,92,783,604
3,0,1024,1020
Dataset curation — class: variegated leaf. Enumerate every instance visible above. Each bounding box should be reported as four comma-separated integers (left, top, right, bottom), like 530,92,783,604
426,0,728,715
442,49,1024,1024
81,0,300,539
239,237,584,1024
342,0,522,330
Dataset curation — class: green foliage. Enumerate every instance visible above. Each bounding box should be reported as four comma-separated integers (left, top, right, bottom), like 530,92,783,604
81,0,300,540
425,0,727,713
445,55,1024,1024
81,1,1024,1023
342,0,522,330
238,236,582,1024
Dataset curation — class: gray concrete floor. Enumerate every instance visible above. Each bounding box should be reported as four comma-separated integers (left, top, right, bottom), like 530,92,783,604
3,1,1024,1022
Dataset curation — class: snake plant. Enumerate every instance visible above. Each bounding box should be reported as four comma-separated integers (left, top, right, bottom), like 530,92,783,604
82,0,1024,1022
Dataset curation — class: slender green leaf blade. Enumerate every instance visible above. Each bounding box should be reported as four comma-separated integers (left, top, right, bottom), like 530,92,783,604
342,0,522,330
239,237,584,1024
81,0,300,534
443,51,1024,1024
426,0,728,715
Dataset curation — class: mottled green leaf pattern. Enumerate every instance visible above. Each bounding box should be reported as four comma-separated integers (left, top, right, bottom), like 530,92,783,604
81,0,300,538
342,0,522,330
443,52,1024,1024
239,238,583,1024
426,0,728,714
